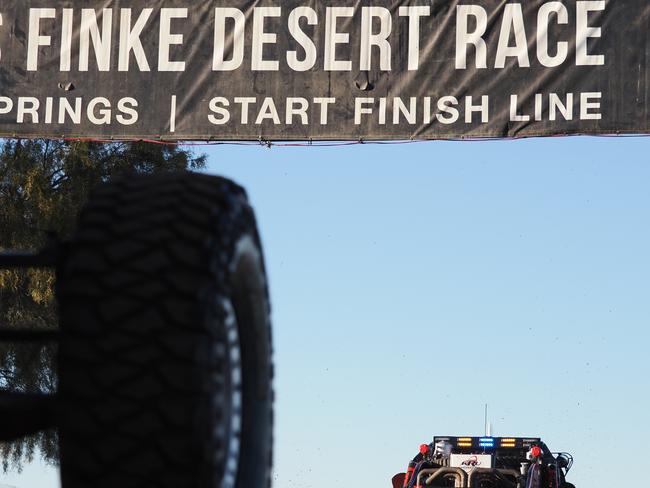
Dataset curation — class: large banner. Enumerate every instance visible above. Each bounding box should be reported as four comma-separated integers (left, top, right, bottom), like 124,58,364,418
0,1,645,140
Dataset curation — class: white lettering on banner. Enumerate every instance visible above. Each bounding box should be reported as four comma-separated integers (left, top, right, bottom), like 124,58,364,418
456,5,488,69
287,7,317,71
0,96,139,126
207,93,604,127
119,8,153,71
60,9,73,71
213,8,245,71
0,91,603,131
393,97,416,124
87,97,112,124
509,92,602,121
550,93,573,120
27,7,187,72
20,3,607,74
252,7,281,71
255,97,281,124
313,98,335,124
378,97,387,124
354,96,490,125
213,6,430,72
27,8,56,71
208,97,231,125
576,1,605,65
510,94,530,121
0,97,13,116
495,4,530,68
158,8,187,71
456,1,605,70
465,95,489,123
45,98,53,123
169,95,177,133
355,98,374,124
580,92,602,119
116,98,139,125
398,6,431,71
437,97,460,124
18,97,40,123
79,8,112,71
285,97,309,124
324,7,354,71
535,93,543,120
59,97,82,124
360,7,392,71
207,97,337,125
234,97,257,124
537,2,569,67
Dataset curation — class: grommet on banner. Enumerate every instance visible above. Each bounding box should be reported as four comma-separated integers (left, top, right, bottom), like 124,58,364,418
258,137,272,148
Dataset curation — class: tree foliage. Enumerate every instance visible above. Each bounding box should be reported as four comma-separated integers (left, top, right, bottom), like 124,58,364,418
0,139,206,471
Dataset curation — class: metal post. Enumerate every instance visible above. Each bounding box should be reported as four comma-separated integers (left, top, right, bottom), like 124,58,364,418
0,328,59,342
0,392,57,441
0,250,58,268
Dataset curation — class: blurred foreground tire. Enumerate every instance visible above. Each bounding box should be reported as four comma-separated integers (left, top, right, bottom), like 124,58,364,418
57,172,273,488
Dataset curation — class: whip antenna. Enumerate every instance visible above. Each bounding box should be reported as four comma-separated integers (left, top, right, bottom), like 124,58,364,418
484,404,488,436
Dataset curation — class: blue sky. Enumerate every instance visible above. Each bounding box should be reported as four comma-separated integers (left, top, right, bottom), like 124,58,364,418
3,136,649,488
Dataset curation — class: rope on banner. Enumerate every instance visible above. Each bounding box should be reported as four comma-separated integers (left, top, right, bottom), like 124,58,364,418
9,132,650,149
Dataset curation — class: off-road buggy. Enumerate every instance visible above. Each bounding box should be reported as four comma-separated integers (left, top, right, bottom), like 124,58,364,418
392,436,575,488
